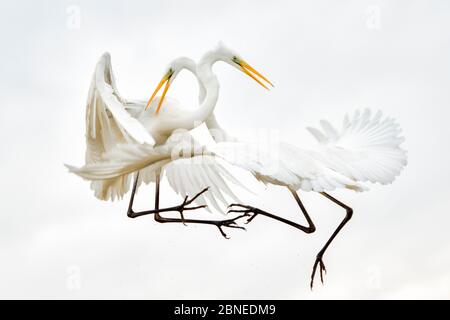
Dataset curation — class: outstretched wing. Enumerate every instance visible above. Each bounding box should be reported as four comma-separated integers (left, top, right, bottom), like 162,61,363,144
307,109,407,184
67,131,247,212
67,142,170,180
164,156,248,214
210,141,368,193
85,53,154,163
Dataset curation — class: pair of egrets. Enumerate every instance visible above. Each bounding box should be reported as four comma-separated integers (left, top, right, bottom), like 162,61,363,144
67,43,407,288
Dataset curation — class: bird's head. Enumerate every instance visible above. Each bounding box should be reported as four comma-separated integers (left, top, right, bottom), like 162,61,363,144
212,42,274,90
145,57,196,113
145,44,273,114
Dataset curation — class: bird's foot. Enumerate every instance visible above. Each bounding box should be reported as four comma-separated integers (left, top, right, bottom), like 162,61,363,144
215,213,250,239
176,187,209,225
310,253,327,289
227,203,261,224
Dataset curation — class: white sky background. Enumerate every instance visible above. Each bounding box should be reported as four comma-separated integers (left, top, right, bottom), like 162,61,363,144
0,0,449,299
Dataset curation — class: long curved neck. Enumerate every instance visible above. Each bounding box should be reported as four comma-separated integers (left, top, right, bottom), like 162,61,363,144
184,60,207,112
195,54,219,123
171,57,219,131
198,53,236,143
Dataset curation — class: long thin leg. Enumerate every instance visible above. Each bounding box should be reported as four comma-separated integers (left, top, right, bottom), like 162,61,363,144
228,188,316,234
127,170,207,219
153,169,188,225
126,171,249,239
310,192,353,289
154,169,160,210
153,214,250,239
126,171,140,216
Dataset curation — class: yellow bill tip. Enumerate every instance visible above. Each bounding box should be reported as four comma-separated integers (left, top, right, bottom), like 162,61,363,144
145,69,173,112
240,60,273,90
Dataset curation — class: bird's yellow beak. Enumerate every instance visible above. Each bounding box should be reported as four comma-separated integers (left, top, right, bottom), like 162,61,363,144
145,69,174,113
238,60,274,90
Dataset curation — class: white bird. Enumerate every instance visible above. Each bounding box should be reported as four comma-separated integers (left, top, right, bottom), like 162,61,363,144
198,45,407,287
67,50,268,236
69,44,407,287
153,43,408,287
198,46,407,287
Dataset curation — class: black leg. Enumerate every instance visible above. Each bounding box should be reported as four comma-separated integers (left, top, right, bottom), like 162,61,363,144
126,171,140,216
127,171,249,239
154,169,160,210
227,187,316,234
309,192,353,289
127,170,207,219
154,214,250,239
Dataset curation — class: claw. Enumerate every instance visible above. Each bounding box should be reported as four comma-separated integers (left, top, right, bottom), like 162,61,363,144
246,213,258,224
228,203,251,209
320,267,324,284
215,213,250,239
185,205,208,211
322,261,327,274
310,256,327,290
319,260,327,284
217,226,230,239
176,189,210,222
227,209,250,214
180,210,187,226
228,225,246,231
227,204,260,225
186,187,209,205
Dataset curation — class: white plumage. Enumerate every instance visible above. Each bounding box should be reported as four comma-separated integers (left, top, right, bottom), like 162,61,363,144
194,46,406,195
84,53,154,201
68,52,246,208
165,156,246,212
209,108,406,194
307,109,407,185
85,53,155,161
66,46,409,287
68,45,407,214
65,44,409,290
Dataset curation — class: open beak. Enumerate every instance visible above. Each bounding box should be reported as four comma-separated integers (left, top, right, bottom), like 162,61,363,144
239,60,274,90
145,70,173,113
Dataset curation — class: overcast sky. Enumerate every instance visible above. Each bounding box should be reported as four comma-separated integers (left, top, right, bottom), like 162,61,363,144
0,0,449,299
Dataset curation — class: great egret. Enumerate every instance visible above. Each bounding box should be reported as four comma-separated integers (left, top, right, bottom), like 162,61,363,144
67,49,269,237
84,54,228,202
213,109,406,287
158,44,408,288
69,45,407,287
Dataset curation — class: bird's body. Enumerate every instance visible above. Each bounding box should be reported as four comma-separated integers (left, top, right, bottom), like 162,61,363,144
195,47,405,194
74,46,407,205
67,44,407,288
209,109,406,193
194,46,405,288
88,54,216,147
183,46,406,288
74,52,240,206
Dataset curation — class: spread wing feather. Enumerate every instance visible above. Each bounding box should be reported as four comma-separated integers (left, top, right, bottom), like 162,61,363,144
307,109,407,185
164,155,244,214
210,142,368,193
85,53,154,163
67,133,245,212
81,53,155,200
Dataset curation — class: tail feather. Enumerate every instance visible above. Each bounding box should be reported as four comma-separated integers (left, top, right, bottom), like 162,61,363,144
308,109,407,185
